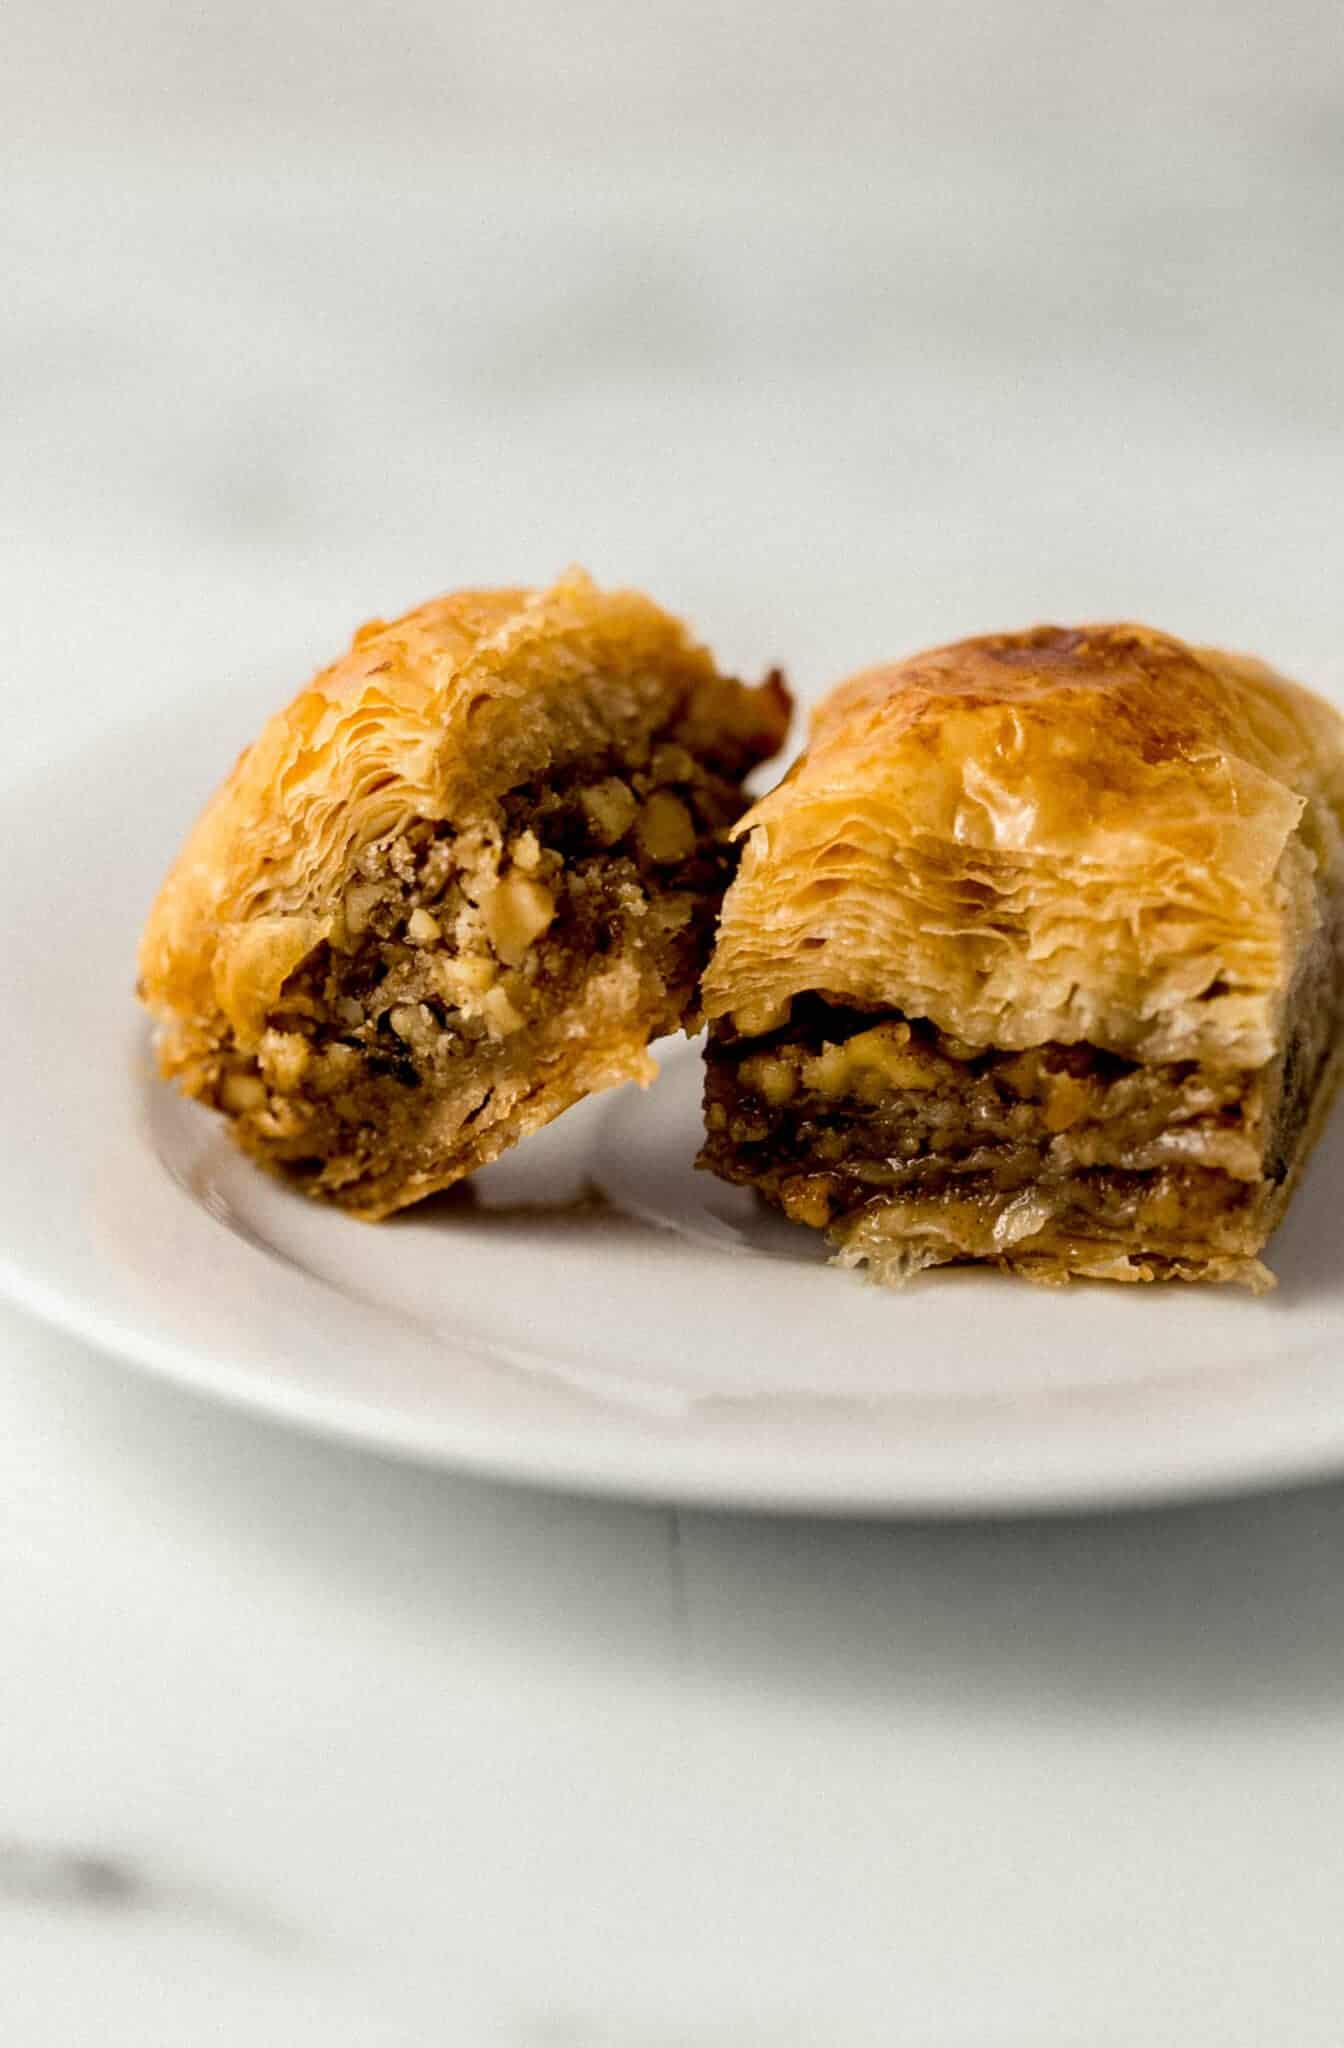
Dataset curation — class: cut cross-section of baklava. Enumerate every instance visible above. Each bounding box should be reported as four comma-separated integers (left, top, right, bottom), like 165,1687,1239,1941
140,571,789,1216
700,625,1344,1288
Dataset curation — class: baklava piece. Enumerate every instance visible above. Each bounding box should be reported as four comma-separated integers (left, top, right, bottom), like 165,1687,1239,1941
140,571,789,1216
700,625,1344,1288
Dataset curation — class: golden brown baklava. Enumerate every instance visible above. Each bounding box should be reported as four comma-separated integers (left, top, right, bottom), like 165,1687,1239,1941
141,571,789,1216
700,625,1344,1288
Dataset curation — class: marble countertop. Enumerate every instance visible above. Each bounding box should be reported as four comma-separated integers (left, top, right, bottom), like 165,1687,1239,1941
5,2,1344,2038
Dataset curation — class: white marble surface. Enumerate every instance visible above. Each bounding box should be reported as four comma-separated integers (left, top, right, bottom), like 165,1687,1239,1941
6,2,1344,2038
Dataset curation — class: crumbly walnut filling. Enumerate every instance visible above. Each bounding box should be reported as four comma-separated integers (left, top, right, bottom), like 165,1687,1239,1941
209,736,748,1200
699,990,1333,1272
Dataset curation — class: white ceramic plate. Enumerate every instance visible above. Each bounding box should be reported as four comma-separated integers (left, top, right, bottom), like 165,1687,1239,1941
4,692,1344,1515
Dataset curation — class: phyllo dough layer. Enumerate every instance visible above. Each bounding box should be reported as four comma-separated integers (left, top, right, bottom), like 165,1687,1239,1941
141,571,789,1216
700,625,1344,1287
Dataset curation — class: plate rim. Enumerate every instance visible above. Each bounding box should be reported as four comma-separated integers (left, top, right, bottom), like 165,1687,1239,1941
4,696,1344,1518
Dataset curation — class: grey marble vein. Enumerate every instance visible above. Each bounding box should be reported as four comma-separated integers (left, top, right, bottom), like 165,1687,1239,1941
0,1836,299,1952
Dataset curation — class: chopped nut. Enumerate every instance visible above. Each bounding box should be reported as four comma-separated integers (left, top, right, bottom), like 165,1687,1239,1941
510,829,543,874
406,907,442,945
1043,1073,1090,1133
740,1053,798,1108
343,880,384,937
387,836,417,883
579,778,638,847
803,1043,858,1099
635,791,696,865
258,1029,311,1093
454,821,505,907
260,1098,311,1141
221,1071,268,1114
483,874,555,967
779,1174,836,1229
482,985,525,1036
419,840,455,896
434,954,497,1007
732,997,791,1036
314,1043,361,1092
802,1022,934,1100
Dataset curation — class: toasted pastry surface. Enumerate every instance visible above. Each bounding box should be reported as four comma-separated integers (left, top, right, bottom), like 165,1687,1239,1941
701,624,1344,1287
141,570,789,1215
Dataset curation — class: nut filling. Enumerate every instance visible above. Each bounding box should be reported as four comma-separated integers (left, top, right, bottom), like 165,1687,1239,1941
700,954,1342,1287
209,737,749,1209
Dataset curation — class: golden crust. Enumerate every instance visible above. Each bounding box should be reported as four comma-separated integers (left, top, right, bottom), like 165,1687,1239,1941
704,624,1344,1066
139,570,790,1212
142,569,786,1059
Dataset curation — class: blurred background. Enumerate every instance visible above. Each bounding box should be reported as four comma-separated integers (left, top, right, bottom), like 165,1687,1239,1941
6,0,1344,770
7,6,1344,2042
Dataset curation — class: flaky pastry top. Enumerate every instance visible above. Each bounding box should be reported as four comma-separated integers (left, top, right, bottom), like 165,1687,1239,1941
140,570,788,1058
704,624,1344,1065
